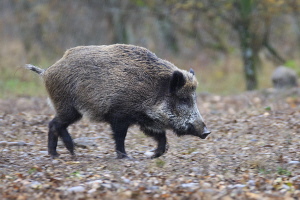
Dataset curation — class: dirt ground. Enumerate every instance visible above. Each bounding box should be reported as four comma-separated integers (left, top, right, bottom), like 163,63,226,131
1,88,300,200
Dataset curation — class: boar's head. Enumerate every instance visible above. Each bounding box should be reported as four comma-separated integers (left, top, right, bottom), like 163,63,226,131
147,69,210,139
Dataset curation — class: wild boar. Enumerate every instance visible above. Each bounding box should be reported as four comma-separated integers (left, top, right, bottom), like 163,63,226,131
25,44,210,159
272,66,298,89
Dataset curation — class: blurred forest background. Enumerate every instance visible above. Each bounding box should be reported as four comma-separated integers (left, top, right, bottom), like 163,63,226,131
1,0,300,97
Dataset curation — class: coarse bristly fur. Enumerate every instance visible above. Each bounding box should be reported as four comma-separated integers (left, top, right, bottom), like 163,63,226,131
25,44,210,159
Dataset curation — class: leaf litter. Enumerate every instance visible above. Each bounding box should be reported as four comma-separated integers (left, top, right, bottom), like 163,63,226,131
0,88,300,199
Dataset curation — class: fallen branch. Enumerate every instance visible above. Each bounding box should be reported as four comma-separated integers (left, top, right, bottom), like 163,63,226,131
0,141,34,146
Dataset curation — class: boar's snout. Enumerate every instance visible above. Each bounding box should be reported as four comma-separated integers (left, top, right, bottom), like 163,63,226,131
187,122,211,139
200,125,211,139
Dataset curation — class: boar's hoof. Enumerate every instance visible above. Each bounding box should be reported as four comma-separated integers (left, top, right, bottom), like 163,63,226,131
116,151,130,159
150,149,167,159
149,143,168,159
151,152,164,159
117,155,131,159
49,152,60,159
71,153,77,160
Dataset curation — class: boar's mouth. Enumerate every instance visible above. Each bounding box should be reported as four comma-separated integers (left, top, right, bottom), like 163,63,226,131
187,124,211,139
199,131,210,139
199,126,211,139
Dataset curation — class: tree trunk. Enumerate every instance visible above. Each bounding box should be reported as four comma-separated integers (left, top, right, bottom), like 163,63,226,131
234,0,258,91
158,16,179,54
237,24,258,90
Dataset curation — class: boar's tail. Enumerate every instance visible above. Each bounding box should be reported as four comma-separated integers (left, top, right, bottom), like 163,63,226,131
24,64,45,75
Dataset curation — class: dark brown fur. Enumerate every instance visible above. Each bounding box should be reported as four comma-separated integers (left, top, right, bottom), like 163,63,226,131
25,44,210,159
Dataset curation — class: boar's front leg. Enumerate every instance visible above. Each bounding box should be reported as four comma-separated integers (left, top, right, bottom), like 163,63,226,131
110,120,130,159
143,128,167,158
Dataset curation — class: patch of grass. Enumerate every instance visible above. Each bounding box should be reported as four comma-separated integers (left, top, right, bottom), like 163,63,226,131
0,64,47,98
247,159,273,175
277,167,292,176
285,59,300,75
258,167,272,175
28,167,38,175
264,106,272,111
0,40,50,98
28,166,41,175
187,147,197,154
256,165,292,176
0,78,46,98
155,159,166,168
70,171,82,178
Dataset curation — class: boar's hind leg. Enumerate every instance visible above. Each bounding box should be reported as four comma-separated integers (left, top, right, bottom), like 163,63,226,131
143,129,167,158
110,120,130,159
48,108,82,158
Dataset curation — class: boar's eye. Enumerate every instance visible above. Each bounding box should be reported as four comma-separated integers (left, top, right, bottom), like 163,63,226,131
179,97,190,105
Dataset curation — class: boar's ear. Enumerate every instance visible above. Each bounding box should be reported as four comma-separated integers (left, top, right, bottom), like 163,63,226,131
170,71,186,94
189,68,195,75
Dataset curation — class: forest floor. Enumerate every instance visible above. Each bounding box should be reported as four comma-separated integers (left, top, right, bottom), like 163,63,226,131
0,88,300,200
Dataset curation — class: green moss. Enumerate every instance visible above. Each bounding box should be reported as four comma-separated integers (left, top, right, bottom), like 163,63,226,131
0,78,45,98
